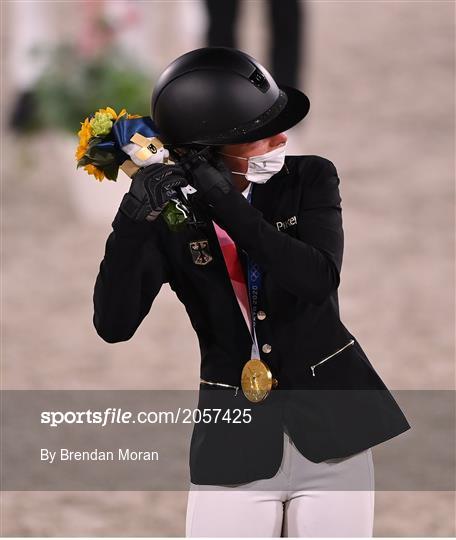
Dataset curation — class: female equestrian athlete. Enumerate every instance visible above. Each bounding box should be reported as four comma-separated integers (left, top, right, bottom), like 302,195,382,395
93,47,411,537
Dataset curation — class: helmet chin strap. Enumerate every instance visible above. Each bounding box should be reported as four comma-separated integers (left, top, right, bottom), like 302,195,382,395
175,145,213,173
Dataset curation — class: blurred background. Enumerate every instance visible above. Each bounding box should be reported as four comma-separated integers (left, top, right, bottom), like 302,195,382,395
1,0,454,536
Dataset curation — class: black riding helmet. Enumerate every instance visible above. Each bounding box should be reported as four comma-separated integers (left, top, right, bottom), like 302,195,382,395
151,47,310,146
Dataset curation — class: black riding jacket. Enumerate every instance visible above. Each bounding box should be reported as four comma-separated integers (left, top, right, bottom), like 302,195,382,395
93,154,411,485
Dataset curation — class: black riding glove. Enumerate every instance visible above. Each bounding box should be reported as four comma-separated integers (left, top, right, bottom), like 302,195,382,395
119,163,189,222
184,150,234,206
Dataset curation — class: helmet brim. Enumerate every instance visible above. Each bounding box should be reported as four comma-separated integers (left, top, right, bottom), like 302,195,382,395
199,85,310,145
238,85,310,142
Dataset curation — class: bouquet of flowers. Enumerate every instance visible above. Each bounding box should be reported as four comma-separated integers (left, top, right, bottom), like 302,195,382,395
75,106,196,231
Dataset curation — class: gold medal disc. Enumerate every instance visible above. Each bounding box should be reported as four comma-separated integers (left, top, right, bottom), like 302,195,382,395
241,358,278,402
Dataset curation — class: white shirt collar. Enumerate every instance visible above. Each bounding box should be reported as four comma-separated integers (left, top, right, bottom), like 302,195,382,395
241,183,251,199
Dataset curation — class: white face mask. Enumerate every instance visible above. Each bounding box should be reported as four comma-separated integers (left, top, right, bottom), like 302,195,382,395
218,142,287,184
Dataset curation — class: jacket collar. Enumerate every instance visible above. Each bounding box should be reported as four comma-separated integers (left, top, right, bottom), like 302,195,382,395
249,159,290,216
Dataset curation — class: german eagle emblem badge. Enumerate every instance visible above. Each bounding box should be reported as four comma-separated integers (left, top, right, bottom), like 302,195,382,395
189,239,213,265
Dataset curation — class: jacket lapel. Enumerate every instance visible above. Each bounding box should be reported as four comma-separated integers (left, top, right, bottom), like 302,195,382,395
249,164,290,222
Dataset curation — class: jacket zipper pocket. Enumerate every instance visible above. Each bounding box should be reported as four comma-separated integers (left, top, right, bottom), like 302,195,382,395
310,339,355,377
200,378,240,396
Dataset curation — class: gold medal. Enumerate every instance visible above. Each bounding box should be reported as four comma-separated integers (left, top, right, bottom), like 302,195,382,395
241,358,278,402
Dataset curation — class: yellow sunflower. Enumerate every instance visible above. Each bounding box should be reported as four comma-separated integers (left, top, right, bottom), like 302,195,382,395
84,163,105,182
75,117,93,161
99,106,120,119
76,107,143,182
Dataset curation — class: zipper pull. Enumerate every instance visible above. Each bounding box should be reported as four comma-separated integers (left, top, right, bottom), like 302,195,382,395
309,339,355,377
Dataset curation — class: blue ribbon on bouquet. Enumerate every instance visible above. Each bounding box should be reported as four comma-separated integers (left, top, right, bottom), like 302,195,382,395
92,116,161,162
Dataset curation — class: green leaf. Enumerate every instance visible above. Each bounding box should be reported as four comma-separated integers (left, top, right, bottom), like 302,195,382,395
102,162,119,181
77,155,91,167
161,201,189,232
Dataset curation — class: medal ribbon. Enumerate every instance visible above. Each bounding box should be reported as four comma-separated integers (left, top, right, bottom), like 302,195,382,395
212,222,253,337
245,183,262,358
212,183,262,358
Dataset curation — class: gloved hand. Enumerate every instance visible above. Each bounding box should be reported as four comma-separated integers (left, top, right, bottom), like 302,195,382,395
183,149,234,206
119,163,189,222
